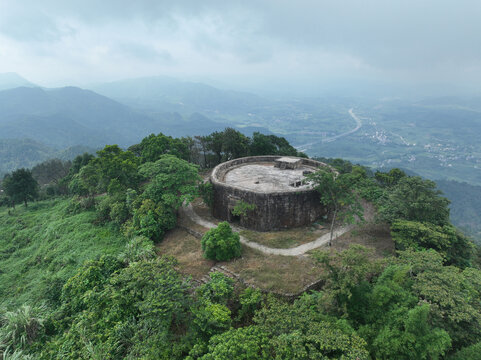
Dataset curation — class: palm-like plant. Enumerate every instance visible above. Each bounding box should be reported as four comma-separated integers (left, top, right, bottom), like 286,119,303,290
0,305,45,352
1,346,35,360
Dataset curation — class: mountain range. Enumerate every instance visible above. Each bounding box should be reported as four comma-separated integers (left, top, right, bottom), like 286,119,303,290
0,74,274,177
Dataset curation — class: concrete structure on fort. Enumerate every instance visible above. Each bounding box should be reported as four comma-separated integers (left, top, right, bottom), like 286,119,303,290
210,156,331,231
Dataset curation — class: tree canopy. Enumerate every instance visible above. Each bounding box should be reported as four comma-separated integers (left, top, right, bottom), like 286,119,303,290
2,168,38,207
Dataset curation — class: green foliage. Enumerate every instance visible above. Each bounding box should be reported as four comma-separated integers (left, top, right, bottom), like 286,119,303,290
391,220,474,267
118,236,156,264
68,162,100,197
139,154,201,209
129,132,190,163
196,326,271,360
252,296,370,359
397,250,481,349
198,182,213,208
132,199,176,242
201,222,242,261
0,305,46,352
2,169,38,207
31,159,71,187
449,342,481,360
356,263,452,359
237,288,263,323
380,176,450,226
314,157,354,174
371,302,451,360
192,301,232,341
249,132,299,157
46,257,192,360
94,145,140,192
374,168,407,187
197,272,234,304
1,346,35,360
313,245,385,316
68,153,94,176
308,168,364,245
0,199,127,310
231,201,256,217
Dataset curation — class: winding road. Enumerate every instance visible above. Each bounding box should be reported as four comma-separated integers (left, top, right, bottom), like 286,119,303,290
296,108,362,151
182,203,351,256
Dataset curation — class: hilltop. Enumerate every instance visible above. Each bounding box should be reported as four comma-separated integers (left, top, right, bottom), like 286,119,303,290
0,129,479,359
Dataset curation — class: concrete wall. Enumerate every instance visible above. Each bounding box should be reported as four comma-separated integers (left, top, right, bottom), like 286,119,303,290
211,156,329,231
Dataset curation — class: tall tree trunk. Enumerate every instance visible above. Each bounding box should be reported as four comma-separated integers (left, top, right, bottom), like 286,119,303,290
329,207,337,246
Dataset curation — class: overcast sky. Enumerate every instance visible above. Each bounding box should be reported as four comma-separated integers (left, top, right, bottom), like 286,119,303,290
1,0,480,95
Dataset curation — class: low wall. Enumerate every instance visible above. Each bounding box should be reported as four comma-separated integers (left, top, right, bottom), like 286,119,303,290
210,156,329,231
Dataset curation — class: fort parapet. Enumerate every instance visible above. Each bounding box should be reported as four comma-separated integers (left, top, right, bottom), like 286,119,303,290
210,156,330,231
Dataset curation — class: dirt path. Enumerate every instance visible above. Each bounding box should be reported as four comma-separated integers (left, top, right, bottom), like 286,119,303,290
182,203,351,256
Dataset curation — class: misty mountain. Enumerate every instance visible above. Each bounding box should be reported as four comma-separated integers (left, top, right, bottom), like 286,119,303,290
0,139,95,178
0,72,36,91
0,83,274,176
0,86,165,148
91,76,268,115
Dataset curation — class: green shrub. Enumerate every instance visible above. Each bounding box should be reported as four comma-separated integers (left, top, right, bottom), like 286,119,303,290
132,199,176,242
0,305,46,351
201,222,241,261
119,236,156,264
237,287,263,323
199,182,214,208
197,272,234,304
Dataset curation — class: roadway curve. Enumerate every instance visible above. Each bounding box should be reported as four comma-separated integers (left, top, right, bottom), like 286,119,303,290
182,203,351,256
296,108,362,151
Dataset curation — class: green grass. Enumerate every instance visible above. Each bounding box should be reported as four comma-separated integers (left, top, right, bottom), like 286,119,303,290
239,227,325,249
0,198,127,309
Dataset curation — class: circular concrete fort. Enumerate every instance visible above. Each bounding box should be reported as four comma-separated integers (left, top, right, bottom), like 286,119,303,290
210,155,331,231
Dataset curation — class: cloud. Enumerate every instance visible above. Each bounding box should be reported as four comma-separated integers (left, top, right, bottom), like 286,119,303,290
0,0,480,94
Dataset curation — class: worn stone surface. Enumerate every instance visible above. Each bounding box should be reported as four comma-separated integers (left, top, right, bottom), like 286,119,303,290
224,163,312,192
210,156,332,231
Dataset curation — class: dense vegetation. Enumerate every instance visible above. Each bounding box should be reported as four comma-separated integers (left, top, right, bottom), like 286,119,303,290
0,130,480,359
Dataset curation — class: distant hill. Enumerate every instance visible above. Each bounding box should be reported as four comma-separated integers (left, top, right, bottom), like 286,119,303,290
0,139,95,178
436,179,481,243
91,76,268,116
0,86,163,148
0,72,36,91
0,84,275,176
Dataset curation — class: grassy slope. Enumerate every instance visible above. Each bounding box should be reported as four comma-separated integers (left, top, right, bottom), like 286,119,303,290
0,198,127,309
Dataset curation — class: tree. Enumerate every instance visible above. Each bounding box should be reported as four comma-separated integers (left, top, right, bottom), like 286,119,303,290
221,128,250,160
205,131,224,165
50,257,192,360
396,249,481,349
201,222,242,261
374,168,406,187
196,272,234,304
313,245,384,316
380,176,450,226
129,132,190,163
94,145,140,192
139,154,201,210
308,168,363,246
31,159,71,186
132,199,176,242
3,168,38,207
391,220,473,268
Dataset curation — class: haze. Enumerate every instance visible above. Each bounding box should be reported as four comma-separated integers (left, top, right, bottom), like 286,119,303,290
1,0,481,96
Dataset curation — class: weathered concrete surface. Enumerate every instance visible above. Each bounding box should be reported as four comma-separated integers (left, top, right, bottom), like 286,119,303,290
182,203,351,256
224,163,312,192
210,156,331,231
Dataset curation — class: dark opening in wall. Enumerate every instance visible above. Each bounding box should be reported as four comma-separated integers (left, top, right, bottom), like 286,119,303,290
229,211,241,224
